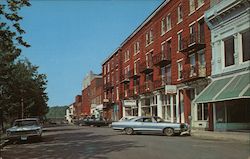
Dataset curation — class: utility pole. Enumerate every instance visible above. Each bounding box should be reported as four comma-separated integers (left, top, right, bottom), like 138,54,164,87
21,98,24,119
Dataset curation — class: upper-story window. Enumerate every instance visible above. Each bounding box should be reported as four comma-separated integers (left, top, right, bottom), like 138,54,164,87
103,65,106,75
116,69,119,83
146,52,153,67
177,31,183,51
107,74,110,82
134,41,140,54
177,4,183,23
104,77,106,84
190,23,196,44
124,65,130,77
161,18,166,35
190,54,196,77
197,0,205,8
177,61,183,80
242,30,250,62
224,36,235,67
166,14,171,32
107,62,110,73
146,29,154,46
189,0,195,14
124,50,130,62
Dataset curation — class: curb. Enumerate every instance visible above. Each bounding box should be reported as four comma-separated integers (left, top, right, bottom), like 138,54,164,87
191,132,250,144
0,139,9,149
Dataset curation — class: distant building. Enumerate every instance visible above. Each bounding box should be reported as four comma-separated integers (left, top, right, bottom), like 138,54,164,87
65,104,74,123
73,95,82,119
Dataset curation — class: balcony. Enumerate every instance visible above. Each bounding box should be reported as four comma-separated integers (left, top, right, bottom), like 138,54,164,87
181,65,206,82
120,73,130,84
154,76,171,90
104,82,114,90
139,81,153,94
179,32,206,53
139,61,153,74
153,51,171,67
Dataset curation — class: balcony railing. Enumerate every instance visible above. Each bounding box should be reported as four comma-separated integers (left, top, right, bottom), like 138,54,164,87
139,61,153,74
154,76,171,90
179,32,206,53
181,65,206,82
120,73,130,83
104,82,114,90
139,81,154,94
153,51,171,67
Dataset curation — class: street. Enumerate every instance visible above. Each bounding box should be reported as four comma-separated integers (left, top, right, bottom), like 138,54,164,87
1,125,249,159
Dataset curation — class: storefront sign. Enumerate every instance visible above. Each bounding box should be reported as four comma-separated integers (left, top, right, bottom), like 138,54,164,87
123,100,137,107
103,99,109,103
165,85,177,94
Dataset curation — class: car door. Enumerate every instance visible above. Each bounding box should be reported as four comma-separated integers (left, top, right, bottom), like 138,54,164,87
141,117,155,132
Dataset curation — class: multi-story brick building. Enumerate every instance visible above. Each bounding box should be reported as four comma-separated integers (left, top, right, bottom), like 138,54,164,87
102,48,122,121
73,95,82,119
102,0,212,125
89,74,103,118
81,71,102,116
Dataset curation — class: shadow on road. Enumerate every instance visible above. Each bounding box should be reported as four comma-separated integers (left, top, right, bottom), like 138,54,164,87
2,127,142,159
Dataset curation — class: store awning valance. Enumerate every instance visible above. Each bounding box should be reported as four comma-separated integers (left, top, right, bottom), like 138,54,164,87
195,72,250,103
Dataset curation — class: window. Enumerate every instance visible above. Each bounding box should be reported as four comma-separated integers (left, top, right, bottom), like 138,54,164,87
224,36,235,67
107,74,110,82
189,0,195,13
198,50,206,67
190,24,196,44
167,40,171,57
177,62,183,80
146,29,153,45
116,87,119,100
178,4,183,23
116,69,119,83
161,18,166,34
198,0,205,8
198,19,205,43
103,65,106,75
190,54,196,77
166,14,171,31
178,32,183,51
107,62,110,73
134,41,140,54
166,66,171,83
104,77,106,84
242,30,250,62
134,60,139,75
146,52,153,67
124,50,130,62
197,103,208,121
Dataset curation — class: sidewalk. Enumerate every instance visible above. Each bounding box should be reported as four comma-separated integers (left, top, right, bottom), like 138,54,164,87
0,133,8,149
191,129,250,144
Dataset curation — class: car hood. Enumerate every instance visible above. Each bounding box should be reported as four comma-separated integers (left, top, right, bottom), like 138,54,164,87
7,125,41,132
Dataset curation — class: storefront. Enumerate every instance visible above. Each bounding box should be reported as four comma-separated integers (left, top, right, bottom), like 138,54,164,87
195,72,250,131
122,100,137,117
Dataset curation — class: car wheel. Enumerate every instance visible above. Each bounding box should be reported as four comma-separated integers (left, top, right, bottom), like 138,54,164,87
124,127,133,135
164,128,174,136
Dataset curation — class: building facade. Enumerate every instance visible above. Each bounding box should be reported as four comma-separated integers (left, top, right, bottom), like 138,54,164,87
102,48,123,121
89,75,103,118
194,0,250,131
73,95,82,119
114,0,212,126
65,104,75,124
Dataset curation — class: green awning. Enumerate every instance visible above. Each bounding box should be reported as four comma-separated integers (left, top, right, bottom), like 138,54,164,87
195,72,250,103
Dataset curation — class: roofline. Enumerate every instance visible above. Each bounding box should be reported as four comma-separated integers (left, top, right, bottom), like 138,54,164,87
102,0,169,66
120,0,168,48
102,47,121,65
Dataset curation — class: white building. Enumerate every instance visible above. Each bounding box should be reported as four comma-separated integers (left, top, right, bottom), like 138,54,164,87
195,0,250,131
65,104,74,124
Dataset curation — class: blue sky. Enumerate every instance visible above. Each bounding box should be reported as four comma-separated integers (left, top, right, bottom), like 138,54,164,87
19,0,163,106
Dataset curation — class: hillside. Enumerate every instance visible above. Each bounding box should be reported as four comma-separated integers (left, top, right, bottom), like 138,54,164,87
46,106,68,119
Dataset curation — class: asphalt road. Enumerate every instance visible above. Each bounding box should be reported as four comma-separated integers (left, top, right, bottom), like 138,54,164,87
1,125,249,159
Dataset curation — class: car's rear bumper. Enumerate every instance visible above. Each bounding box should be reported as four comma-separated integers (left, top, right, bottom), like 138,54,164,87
7,134,42,141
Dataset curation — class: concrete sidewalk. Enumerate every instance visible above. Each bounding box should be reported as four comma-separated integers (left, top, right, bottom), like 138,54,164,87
191,129,250,144
0,133,8,149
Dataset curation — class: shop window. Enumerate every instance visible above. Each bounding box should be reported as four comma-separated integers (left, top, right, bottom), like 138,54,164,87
197,103,208,121
224,36,235,67
242,30,250,62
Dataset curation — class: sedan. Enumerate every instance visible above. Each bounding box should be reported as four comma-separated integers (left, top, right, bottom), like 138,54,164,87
111,116,190,136
6,118,43,141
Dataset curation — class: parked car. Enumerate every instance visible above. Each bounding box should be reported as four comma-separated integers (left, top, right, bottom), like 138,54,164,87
6,118,43,141
77,116,111,127
111,116,190,136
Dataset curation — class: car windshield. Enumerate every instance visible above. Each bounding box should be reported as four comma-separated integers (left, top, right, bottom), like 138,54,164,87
14,120,39,127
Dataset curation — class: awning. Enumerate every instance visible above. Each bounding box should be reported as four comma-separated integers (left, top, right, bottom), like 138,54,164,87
195,72,250,103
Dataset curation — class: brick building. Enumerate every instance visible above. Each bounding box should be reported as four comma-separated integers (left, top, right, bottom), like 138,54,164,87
102,48,123,121
73,95,82,119
89,75,103,118
102,0,212,124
